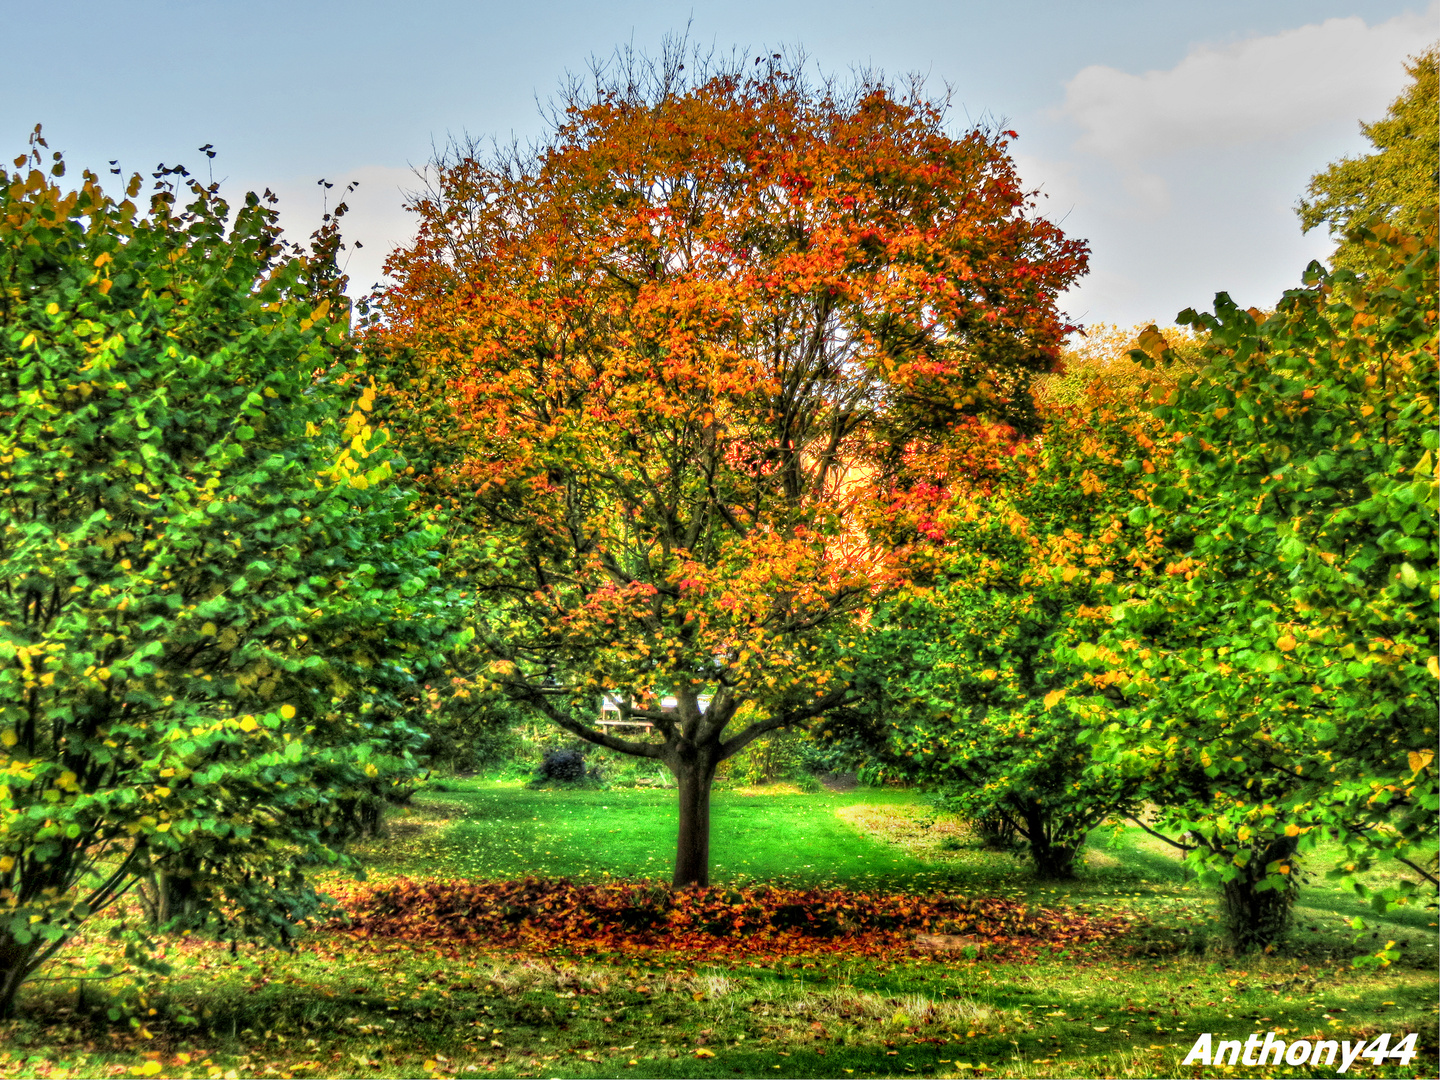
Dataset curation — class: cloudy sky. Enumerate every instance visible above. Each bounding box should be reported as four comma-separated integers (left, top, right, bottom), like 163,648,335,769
4,1,1434,329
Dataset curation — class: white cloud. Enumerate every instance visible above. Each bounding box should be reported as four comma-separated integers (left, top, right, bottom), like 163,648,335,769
1061,5,1438,166
1009,150,1083,215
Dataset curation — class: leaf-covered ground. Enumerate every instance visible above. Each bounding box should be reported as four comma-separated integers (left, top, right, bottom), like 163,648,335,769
324,878,1127,961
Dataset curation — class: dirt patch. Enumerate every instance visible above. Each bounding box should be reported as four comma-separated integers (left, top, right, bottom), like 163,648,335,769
819,771,858,792
730,781,809,796
836,804,975,861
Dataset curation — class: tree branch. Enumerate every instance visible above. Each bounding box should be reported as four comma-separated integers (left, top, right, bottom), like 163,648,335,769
1127,815,1191,852
517,686,664,759
1392,854,1439,889
718,686,852,760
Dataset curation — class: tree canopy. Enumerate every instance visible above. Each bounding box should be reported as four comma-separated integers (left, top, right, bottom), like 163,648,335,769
1298,43,1439,274
832,377,1168,878
376,51,1088,886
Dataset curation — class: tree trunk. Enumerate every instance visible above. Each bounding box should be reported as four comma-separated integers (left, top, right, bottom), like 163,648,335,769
1220,836,1299,952
1030,840,1078,880
669,748,718,888
136,852,205,932
0,934,35,1020
1020,800,1079,879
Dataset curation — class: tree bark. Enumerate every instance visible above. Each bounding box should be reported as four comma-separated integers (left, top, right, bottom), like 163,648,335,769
668,745,719,888
1220,836,1299,952
1020,801,1078,879
0,935,34,1020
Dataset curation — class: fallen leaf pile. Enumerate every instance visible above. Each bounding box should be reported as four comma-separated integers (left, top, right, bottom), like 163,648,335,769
323,878,1128,959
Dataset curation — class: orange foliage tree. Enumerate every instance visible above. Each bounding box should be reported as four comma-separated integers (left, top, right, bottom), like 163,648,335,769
376,51,1088,886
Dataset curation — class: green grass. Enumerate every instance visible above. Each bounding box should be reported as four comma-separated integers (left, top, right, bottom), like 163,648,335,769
362,782,949,888
2,782,1435,1079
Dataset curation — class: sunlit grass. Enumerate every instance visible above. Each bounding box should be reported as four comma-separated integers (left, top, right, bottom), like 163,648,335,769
355,783,951,890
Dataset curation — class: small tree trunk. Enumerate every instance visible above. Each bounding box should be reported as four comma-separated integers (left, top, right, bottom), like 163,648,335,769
0,934,36,1020
1020,801,1078,879
1030,839,1078,879
1220,836,1299,952
155,869,202,930
975,813,1019,851
670,750,718,888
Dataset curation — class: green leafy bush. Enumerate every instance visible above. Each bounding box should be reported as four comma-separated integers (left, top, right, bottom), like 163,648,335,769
0,133,458,1014
1086,224,1438,947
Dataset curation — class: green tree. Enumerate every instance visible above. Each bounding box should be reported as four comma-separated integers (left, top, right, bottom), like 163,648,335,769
1298,44,1439,274
0,133,456,1015
834,389,1166,879
1086,226,1438,950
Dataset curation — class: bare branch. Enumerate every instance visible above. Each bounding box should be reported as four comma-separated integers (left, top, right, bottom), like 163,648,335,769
1127,816,1191,852
718,686,852,760
518,688,664,759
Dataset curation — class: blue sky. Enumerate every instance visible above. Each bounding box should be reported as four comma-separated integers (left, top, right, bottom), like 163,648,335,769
4,1,1435,328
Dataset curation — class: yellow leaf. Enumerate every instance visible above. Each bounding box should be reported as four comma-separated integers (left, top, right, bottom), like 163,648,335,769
1275,634,1296,652
201,622,218,637
423,1062,437,1072
238,716,258,733
1409,749,1434,774
1042,690,1064,710
1284,823,1300,837
280,704,296,719
20,333,36,350
1427,656,1439,679
1,728,16,748
0,856,14,873
694,1048,716,1059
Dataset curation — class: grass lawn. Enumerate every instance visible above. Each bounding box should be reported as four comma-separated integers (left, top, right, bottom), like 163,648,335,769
361,782,959,889
2,781,1435,1079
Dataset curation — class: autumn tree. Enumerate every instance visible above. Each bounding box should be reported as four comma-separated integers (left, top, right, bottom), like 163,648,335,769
378,48,1087,887
1298,43,1439,274
0,134,456,1015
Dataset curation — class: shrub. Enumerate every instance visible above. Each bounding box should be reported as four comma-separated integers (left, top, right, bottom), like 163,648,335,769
533,748,589,785
0,135,456,1016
